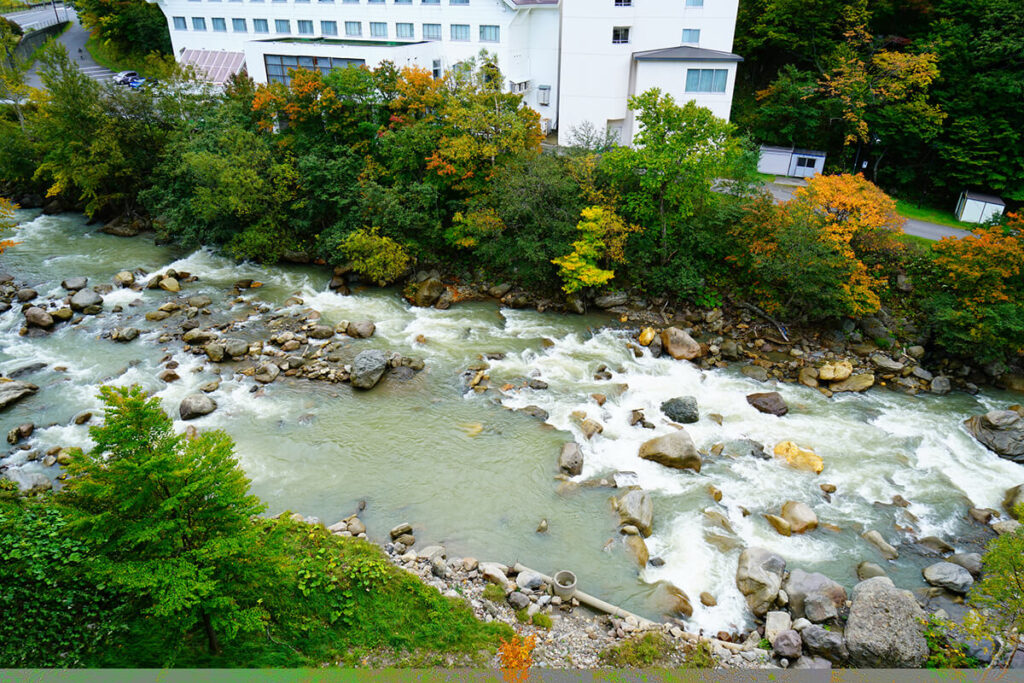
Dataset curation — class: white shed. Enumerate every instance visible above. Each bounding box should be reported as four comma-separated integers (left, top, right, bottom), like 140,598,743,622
757,146,826,178
955,191,1005,224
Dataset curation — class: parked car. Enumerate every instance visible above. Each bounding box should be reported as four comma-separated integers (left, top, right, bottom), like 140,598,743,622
112,71,139,86
127,77,150,89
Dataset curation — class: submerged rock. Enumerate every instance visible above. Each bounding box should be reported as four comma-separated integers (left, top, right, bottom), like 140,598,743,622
964,410,1024,462
0,381,38,411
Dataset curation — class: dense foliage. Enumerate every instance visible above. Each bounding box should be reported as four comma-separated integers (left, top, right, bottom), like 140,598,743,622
75,0,172,61
2,41,1024,363
734,0,1024,204
0,386,509,667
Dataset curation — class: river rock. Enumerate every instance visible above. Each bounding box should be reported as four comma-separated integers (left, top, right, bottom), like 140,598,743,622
24,307,54,328
993,519,1022,535
183,328,216,345
595,292,628,309
831,373,875,392
862,530,899,560
70,289,102,312
15,288,36,302
3,468,52,492
1004,484,1024,518
638,430,701,472
764,611,791,644
930,376,951,395
766,514,791,536
224,338,249,358
747,392,788,416
735,547,786,617
558,442,583,476
351,349,389,390
205,343,225,362
817,361,852,382
515,571,546,591
0,381,38,411
660,396,698,423
254,362,280,384
780,501,818,533
411,277,445,307
480,562,511,589
871,353,904,372
638,327,656,346
179,393,216,420
741,365,769,382
660,327,702,361
624,534,649,568
507,591,530,610
616,489,653,537
857,561,887,580
773,441,823,474
845,576,927,668
308,325,334,340
159,277,180,293
6,422,33,444
52,308,72,322
947,553,982,578
802,624,849,664
922,562,973,594
964,410,1024,462
347,320,376,338
650,580,693,618
580,418,603,439
798,367,819,388
112,270,135,287
61,277,87,291
113,327,139,342
784,569,847,622
773,630,802,659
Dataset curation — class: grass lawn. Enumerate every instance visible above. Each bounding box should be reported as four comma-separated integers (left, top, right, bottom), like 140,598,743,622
895,199,975,231
898,232,936,251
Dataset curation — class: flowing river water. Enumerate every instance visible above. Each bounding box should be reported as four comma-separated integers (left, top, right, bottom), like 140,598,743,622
3,210,1023,634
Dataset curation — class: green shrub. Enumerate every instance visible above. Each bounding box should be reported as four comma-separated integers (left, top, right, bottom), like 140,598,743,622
482,584,505,603
681,640,715,669
599,632,673,668
338,226,413,286
515,608,531,623
921,615,980,669
531,612,552,629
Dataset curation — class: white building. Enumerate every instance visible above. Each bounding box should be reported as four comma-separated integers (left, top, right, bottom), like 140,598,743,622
148,0,741,145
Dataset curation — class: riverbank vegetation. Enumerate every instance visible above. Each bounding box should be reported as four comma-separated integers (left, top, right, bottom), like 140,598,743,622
0,385,510,667
1,40,1023,365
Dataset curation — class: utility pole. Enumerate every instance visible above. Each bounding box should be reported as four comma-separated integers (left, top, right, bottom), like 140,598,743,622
50,0,60,25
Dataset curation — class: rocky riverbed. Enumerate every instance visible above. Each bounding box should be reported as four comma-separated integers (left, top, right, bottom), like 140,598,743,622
3,210,1024,669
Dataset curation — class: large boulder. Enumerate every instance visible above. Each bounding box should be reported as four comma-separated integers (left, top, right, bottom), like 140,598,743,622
615,489,653,537
350,349,389,390
24,307,54,328
558,442,583,476
845,577,927,668
831,373,875,393
649,580,693,618
735,547,786,617
747,392,789,416
773,630,802,659
773,441,824,474
347,320,376,339
179,394,216,420
660,396,699,424
594,292,628,309
818,361,852,382
922,562,973,594
780,501,818,534
965,411,1024,462
1004,484,1024,518
660,327,702,361
638,430,702,472
411,277,445,307
784,569,847,622
0,381,38,411
70,288,103,312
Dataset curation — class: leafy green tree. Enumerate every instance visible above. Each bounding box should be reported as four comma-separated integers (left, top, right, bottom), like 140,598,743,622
966,521,1024,665
62,385,272,655
75,0,171,58
337,226,412,285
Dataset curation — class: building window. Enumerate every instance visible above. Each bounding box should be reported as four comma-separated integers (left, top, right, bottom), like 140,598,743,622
537,84,551,106
173,16,187,29
275,19,290,33
432,58,442,79
614,0,631,5
321,20,337,35
685,68,728,92
450,0,468,4
450,24,469,41
479,24,499,42
423,23,441,40
265,54,366,86
395,0,411,4
369,0,384,3
319,0,334,3
298,19,313,34
211,17,226,31
370,22,387,37
232,17,246,31
682,28,700,43
422,0,440,4
685,0,704,6
612,26,630,44
396,22,414,38
342,0,358,3
345,21,361,36
253,18,268,32
191,17,206,30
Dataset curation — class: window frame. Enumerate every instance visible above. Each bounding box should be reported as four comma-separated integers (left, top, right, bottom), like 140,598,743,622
611,26,630,44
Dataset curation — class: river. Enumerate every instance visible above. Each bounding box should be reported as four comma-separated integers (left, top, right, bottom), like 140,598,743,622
2,210,1022,634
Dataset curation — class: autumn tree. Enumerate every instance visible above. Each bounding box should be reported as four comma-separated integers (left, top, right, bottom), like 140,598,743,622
0,197,17,255
552,206,636,294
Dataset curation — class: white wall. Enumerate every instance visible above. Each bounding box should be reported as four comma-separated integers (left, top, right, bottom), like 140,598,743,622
630,58,737,120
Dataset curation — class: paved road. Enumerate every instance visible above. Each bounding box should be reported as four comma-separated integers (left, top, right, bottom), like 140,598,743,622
3,6,115,88
766,178,973,241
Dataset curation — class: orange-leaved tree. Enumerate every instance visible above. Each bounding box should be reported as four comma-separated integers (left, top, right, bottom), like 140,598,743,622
921,214,1024,361
499,633,536,683
0,196,17,255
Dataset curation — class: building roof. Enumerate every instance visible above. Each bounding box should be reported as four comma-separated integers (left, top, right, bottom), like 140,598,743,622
633,46,744,62
180,49,246,85
963,191,1005,206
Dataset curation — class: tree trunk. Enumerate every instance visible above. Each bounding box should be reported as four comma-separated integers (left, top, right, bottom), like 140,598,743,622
202,610,220,655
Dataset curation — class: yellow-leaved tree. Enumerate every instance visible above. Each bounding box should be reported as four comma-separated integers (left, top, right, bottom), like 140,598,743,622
0,197,17,255
552,206,636,294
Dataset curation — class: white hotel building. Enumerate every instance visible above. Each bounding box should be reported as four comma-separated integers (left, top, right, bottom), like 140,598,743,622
149,0,741,145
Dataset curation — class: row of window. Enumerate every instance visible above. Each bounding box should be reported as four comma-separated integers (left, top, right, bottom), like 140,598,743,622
611,27,700,44
173,16,498,40
614,0,706,5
